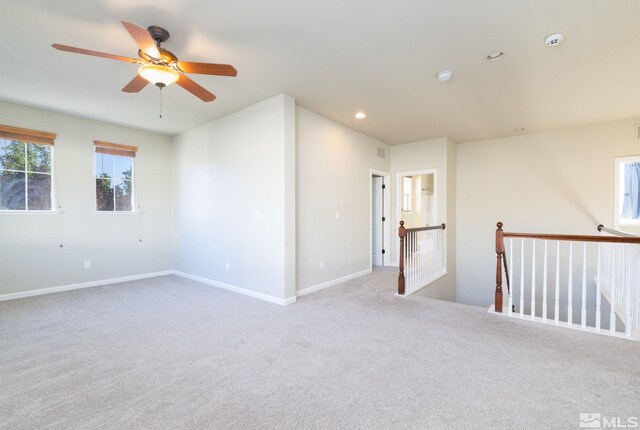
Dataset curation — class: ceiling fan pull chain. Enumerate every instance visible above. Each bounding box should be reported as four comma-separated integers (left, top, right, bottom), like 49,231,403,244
159,86,163,118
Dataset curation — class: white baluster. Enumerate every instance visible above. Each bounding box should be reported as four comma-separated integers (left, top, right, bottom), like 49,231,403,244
596,244,601,332
567,242,573,327
554,241,560,325
625,245,632,337
424,230,428,285
432,230,435,283
581,243,587,329
412,232,416,292
419,231,423,288
408,232,413,293
542,240,548,321
610,249,617,335
406,232,410,292
520,239,525,319
509,238,513,316
531,240,536,319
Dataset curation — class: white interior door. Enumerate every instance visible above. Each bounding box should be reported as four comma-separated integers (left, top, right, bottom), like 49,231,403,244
372,176,383,266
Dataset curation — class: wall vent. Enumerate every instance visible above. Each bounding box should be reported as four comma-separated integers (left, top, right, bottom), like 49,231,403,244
377,147,386,159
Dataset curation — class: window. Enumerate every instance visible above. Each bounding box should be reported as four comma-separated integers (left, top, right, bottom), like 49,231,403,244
402,176,412,212
94,141,136,212
616,156,640,226
0,125,55,211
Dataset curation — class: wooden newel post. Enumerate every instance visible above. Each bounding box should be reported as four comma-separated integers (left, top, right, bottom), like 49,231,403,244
495,222,504,313
398,221,406,295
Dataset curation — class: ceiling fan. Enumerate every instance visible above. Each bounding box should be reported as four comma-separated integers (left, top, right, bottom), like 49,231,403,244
52,21,237,102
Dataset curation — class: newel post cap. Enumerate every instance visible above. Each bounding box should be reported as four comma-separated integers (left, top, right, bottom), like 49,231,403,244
497,222,503,230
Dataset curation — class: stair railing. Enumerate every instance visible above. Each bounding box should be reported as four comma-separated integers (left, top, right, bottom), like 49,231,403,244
398,221,446,296
494,222,640,338
596,224,640,336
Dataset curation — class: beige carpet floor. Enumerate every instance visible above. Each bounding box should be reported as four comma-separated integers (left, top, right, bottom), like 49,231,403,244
1,268,639,429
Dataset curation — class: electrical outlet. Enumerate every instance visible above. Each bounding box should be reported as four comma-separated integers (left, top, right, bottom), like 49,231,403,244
225,262,230,271
84,260,91,269
335,211,340,220
320,260,324,269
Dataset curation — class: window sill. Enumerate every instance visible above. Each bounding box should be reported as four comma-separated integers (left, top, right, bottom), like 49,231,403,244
618,219,640,226
0,210,61,215
92,211,141,215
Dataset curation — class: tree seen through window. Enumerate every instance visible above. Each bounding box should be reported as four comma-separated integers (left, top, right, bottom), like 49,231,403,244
95,152,133,211
0,139,52,210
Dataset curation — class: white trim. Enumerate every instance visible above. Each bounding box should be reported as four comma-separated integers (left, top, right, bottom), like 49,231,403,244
0,210,61,215
297,268,371,297
0,270,173,302
369,169,391,270
92,211,141,215
173,271,297,306
487,304,640,342
614,155,640,229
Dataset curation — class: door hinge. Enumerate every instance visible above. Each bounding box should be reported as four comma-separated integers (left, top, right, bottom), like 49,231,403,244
382,184,386,189
382,216,386,222
382,249,386,254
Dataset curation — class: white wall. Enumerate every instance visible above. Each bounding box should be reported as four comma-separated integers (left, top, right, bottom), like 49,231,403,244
296,107,390,292
0,101,172,295
456,118,640,308
172,94,296,302
390,137,456,302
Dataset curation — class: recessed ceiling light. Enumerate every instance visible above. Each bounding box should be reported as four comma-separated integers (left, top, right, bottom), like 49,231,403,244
355,112,366,119
486,51,504,61
545,33,564,47
436,70,452,82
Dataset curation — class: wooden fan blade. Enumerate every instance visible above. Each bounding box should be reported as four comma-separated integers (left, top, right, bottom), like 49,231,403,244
176,74,216,102
121,21,161,59
177,61,237,77
51,44,139,63
122,75,149,93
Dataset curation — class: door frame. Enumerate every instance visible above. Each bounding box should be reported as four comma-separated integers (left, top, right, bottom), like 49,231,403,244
370,169,391,270
394,169,438,265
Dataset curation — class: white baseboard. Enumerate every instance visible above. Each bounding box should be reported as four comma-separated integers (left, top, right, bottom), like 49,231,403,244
172,271,297,306
0,270,174,302
296,269,371,297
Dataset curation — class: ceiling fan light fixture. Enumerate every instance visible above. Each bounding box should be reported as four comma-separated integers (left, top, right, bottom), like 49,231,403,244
137,64,179,87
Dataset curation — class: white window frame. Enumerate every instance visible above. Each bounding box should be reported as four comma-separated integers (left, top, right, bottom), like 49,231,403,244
0,139,56,213
402,176,412,212
614,155,640,228
93,150,136,213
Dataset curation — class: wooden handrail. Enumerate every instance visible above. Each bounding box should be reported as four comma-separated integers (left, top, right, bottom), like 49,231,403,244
503,232,640,244
404,223,446,233
597,224,640,238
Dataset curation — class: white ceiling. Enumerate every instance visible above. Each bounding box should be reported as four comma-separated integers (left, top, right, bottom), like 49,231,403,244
3,0,640,144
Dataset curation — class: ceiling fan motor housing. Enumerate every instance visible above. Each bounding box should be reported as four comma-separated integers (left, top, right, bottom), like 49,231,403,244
148,26,170,45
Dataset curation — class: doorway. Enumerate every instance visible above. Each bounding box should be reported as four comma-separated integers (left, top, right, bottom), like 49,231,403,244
371,170,391,267
397,170,437,229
